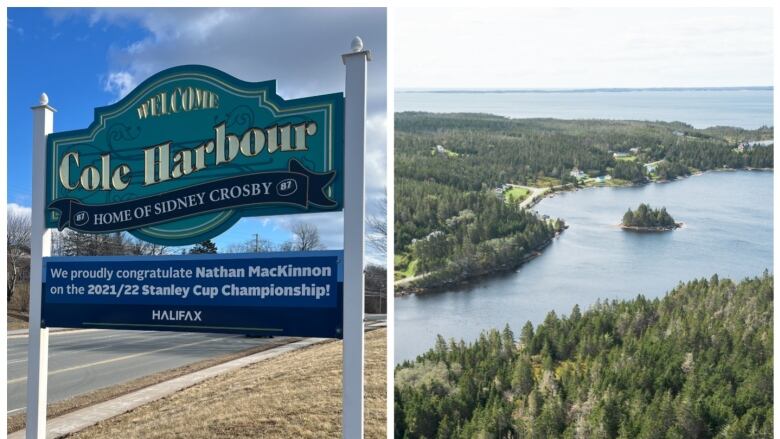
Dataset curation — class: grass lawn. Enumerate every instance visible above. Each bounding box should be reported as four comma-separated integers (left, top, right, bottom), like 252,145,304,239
430,147,459,158
533,176,561,187
504,186,530,203
70,329,387,439
7,315,28,331
394,253,418,280
615,155,637,162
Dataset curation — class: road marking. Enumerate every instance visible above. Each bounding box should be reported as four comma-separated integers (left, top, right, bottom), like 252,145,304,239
7,336,229,384
6,332,191,365
7,328,102,339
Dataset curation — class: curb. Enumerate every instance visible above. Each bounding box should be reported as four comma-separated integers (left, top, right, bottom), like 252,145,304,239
8,337,329,439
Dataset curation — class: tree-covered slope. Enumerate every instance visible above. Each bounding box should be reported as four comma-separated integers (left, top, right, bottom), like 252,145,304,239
395,274,773,438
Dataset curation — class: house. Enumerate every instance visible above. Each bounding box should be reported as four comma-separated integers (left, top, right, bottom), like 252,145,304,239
569,167,586,179
644,163,658,173
629,147,640,154
435,145,446,154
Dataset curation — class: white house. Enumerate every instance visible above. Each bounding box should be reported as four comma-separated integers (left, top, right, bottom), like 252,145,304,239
569,167,586,179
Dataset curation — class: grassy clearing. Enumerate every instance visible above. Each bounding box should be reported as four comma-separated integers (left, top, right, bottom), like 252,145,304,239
7,338,296,434
503,187,529,203
394,253,418,280
615,155,637,162
532,176,561,188
69,329,387,439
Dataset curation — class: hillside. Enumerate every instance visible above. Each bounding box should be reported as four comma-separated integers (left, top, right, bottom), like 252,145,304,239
395,274,773,438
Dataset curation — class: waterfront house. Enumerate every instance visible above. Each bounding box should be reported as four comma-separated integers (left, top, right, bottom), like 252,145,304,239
644,163,658,173
569,167,586,179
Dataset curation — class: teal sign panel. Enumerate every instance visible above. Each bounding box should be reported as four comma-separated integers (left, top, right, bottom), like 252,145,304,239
45,65,344,245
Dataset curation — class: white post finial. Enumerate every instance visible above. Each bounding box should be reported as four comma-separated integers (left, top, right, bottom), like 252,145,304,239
351,36,364,53
39,93,49,106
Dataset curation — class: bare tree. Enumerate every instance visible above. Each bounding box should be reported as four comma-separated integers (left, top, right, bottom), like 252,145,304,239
367,195,387,256
55,230,170,256
226,234,275,253
8,209,31,303
281,222,324,251
124,234,170,256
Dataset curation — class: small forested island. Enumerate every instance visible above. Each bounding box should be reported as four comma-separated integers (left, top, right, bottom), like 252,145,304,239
394,274,773,438
621,203,680,231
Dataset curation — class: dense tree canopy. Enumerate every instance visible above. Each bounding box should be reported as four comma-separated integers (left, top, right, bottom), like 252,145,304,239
622,203,677,229
395,274,773,438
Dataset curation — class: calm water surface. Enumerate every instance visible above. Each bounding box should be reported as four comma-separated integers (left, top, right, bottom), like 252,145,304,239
396,89,773,129
395,171,773,363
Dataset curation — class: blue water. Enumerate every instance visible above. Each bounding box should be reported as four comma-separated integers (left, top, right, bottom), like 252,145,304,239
396,88,773,129
395,171,773,363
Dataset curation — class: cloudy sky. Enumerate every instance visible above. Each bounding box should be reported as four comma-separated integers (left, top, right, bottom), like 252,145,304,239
8,8,387,263
396,8,773,89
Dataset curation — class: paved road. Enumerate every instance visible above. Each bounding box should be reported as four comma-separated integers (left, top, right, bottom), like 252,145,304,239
7,329,290,414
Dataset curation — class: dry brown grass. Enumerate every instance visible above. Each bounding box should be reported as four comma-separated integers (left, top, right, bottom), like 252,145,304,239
66,329,387,439
8,338,296,434
7,315,29,330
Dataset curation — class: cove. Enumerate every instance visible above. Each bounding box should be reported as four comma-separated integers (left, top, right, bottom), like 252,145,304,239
395,170,773,363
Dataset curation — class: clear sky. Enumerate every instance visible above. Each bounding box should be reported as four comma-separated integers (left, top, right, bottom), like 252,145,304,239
396,7,773,89
8,8,387,263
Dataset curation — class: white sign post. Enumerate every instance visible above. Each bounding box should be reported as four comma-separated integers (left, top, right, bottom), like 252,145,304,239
342,37,370,439
27,94,55,439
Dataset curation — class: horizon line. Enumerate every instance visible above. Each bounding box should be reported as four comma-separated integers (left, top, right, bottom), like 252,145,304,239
397,86,774,93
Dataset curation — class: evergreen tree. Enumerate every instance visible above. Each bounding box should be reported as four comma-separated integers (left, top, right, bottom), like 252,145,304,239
190,239,218,254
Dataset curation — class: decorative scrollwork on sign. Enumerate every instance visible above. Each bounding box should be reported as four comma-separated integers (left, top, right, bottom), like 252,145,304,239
107,123,142,146
224,105,255,132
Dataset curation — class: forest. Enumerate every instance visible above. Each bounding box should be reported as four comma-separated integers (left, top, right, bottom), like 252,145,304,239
396,177,562,290
621,203,678,229
395,274,773,438
395,113,773,288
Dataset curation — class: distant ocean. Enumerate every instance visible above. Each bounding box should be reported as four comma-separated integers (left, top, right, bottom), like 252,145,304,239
395,87,773,129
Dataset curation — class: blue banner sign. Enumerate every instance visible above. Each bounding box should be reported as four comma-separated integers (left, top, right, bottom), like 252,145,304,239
45,65,344,245
42,251,344,338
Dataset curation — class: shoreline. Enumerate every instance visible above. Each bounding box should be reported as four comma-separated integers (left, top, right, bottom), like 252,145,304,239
395,234,559,297
396,167,771,296
620,222,683,232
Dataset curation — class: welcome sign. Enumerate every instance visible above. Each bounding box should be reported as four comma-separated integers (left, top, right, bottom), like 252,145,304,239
45,65,344,245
